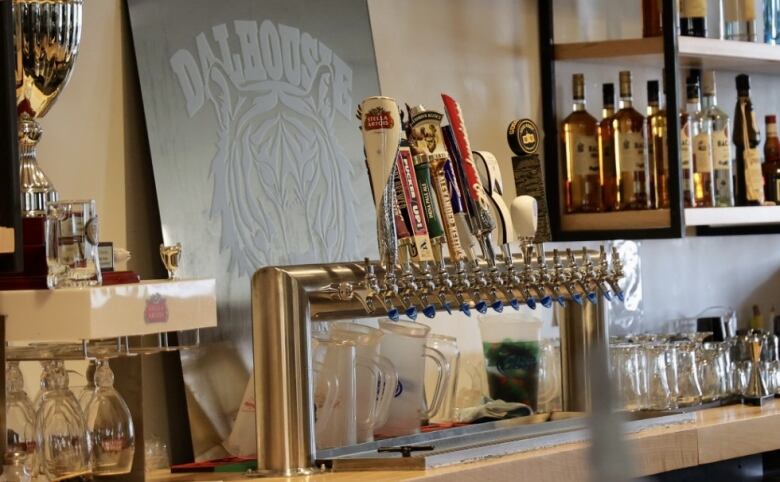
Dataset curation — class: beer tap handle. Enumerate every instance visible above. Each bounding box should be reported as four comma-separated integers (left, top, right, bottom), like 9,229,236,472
510,195,538,309
579,247,599,305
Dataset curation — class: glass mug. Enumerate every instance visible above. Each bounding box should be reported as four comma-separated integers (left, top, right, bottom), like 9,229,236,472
45,200,101,288
375,320,450,438
329,322,398,443
426,334,460,424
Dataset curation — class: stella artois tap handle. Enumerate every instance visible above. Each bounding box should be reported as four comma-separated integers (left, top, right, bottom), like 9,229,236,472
359,96,403,320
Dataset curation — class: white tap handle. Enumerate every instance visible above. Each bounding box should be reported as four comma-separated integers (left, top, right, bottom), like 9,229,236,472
510,195,538,240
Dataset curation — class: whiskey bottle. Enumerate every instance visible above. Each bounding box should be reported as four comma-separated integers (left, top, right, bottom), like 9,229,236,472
733,74,764,205
681,0,708,37
646,80,666,209
613,71,649,210
763,115,780,203
721,0,758,41
561,73,602,213
599,83,619,211
643,0,663,37
688,79,715,207
702,71,735,207
680,81,696,208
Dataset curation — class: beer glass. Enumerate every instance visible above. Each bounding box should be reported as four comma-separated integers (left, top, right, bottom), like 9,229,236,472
376,320,450,438
35,361,91,480
45,200,101,288
83,360,135,475
426,334,460,423
642,343,675,410
6,362,36,475
329,322,398,443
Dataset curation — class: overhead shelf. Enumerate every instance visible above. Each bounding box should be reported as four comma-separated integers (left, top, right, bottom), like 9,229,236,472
0,279,217,343
561,209,670,231
554,36,780,74
685,206,780,227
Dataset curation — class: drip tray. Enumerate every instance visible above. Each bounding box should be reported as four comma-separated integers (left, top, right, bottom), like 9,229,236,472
317,410,695,471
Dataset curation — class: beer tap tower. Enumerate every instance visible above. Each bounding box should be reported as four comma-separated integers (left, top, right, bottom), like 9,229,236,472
250,95,625,476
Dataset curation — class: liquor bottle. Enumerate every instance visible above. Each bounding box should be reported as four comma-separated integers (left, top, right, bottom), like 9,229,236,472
721,0,757,41
702,71,735,207
733,74,764,206
613,71,649,210
763,115,780,203
680,0,708,37
765,0,780,44
561,74,602,213
679,81,696,208
647,80,668,209
643,0,663,37
599,83,619,211
688,79,715,207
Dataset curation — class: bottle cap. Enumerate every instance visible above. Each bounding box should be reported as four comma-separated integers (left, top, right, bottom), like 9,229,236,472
701,70,717,96
647,80,659,104
619,71,632,97
736,74,751,94
603,83,615,108
572,73,585,100
767,115,777,124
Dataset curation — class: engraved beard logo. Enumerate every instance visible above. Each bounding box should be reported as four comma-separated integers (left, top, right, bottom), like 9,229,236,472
171,21,359,276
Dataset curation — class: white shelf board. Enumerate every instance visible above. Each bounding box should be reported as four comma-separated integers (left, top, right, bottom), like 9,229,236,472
554,36,780,74
685,206,780,227
0,279,217,342
561,209,670,231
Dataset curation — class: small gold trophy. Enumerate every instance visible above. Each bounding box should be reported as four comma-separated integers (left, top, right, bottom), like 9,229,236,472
159,243,182,280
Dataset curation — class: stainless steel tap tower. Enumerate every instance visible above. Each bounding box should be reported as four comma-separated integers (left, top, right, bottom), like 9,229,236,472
251,247,623,475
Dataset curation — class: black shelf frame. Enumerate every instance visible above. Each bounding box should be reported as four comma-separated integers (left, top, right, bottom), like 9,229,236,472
538,0,685,241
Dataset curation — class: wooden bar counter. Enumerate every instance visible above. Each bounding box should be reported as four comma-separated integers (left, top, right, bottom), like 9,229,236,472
151,400,780,481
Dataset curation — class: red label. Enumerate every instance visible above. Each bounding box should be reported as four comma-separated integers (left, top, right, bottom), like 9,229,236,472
363,107,394,130
144,293,169,324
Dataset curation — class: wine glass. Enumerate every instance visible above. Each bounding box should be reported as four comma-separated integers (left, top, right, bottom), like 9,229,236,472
6,361,36,475
35,361,91,480
83,360,135,476
77,360,97,411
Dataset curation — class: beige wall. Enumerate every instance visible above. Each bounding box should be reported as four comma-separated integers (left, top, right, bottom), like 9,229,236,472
36,0,160,278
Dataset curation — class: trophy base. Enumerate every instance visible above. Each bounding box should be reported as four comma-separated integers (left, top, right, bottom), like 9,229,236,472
0,217,140,290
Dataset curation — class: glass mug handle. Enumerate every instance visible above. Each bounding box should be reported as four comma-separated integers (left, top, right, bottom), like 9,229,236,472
371,355,398,430
355,355,382,428
423,346,451,419
312,361,339,440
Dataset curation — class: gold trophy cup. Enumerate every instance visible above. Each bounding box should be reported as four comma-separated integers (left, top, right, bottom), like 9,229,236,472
14,0,83,216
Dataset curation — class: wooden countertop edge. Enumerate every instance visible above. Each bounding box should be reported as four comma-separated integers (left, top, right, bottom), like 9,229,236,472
149,400,780,482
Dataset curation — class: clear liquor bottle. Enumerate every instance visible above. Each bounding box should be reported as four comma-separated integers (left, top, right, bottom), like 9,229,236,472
765,0,780,44
599,83,619,211
561,74,602,213
688,80,715,207
720,0,758,41
701,71,735,207
613,71,649,210
647,80,668,209
679,84,696,208
733,74,764,206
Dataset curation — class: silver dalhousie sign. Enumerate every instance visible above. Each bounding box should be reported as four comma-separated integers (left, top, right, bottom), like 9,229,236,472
127,0,379,456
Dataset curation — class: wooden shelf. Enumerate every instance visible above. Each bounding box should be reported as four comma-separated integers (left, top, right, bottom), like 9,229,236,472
554,36,780,74
685,206,780,227
561,209,670,231
0,279,217,342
